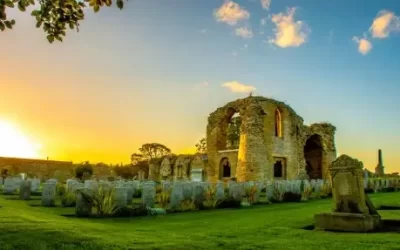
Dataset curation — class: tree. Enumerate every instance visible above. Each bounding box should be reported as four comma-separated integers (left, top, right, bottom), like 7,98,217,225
227,115,241,149
130,153,144,165
195,137,207,154
138,143,171,161
0,0,127,43
75,161,93,180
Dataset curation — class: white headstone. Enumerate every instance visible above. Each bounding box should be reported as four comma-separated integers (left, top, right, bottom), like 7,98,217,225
42,182,56,207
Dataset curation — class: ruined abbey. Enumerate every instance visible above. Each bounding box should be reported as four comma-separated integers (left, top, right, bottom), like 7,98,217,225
206,96,337,182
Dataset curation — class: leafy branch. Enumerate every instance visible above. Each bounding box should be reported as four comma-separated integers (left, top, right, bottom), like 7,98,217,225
0,0,127,43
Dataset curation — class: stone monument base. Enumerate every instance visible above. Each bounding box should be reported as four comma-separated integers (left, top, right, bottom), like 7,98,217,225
315,212,381,232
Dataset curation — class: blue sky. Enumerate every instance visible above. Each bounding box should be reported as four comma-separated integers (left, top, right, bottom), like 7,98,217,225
1,0,399,171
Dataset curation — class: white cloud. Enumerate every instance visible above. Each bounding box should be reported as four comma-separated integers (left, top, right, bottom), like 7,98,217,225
214,1,250,25
369,10,400,39
269,7,310,48
200,29,208,34
352,36,373,55
235,27,253,39
261,0,271,10
222,81,256,93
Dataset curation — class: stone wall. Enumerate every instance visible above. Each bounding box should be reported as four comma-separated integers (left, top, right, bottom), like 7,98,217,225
206,96,337,182
0,157,73,181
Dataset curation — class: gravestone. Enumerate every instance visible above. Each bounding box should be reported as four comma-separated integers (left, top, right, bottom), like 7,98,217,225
315,155,381,232
75,188,93,217
215,181,225,201
114,187,128,208
265,181,274,201
125,182,134,205
19,180,31,200
66,179,78,191
142,183,156,208
84,180,98,192
3,178,15,194
192,182,205,206
170,182,184,209
190,169,203,182
182,182,193,200
30,178,40,192
229,182,242,202
42,182,57,207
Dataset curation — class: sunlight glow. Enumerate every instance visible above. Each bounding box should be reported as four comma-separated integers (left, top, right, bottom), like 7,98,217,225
0,120,41,159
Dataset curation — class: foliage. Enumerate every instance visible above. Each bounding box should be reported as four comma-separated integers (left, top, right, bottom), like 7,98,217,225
112,204,149,217
319,182,332,198
155,185,163,194
179,199,198,212
114,165,134,180
195,137,207,154
138,143,171,160
77,186,118,217
148,207,167,216
131,153,144,165
0,0,127,42
75,162,93,180
203,185,218,209
156,190,171,209
271,182,285,202
133,188,142,198
61,191,77,207
244,185,258,205
226,115,241,149
301,185,313,201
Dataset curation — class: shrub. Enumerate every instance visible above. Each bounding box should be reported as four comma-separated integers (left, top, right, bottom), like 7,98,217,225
75,163,93,180
244,185,258,205
271,182,285,202
157,190,171,209
365,188,374,194
77,187,118,217
382,187,396,192
320,183,332,198
56,183,66,197
155,185,163,194
114,166,134,180
203,185,218,209
133,189,142,198
179,199,198,212
301,185,313,201
113,204,149,217
215,197,241,209
61,191,77,207
282,192,302,202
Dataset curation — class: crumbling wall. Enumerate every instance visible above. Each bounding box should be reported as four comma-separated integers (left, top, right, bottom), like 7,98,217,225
0,157,74,181
206,96,338,182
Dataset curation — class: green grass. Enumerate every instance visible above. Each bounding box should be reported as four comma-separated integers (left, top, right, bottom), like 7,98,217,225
0,193,400,250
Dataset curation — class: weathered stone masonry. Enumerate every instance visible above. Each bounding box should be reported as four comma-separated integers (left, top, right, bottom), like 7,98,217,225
206,96,337,182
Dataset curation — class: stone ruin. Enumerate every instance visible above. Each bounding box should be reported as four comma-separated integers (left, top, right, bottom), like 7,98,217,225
148,154,206,182
314,155,381,232
206,96,337,182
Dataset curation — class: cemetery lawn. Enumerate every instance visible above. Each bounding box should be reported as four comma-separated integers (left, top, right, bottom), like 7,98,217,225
1,193,400,250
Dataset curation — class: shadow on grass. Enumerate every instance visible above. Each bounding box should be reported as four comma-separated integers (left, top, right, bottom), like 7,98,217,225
4,197,41,201
377,205,400,210
301,220,400,233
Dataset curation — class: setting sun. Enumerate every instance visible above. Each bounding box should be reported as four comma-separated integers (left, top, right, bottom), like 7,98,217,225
0,120,41,159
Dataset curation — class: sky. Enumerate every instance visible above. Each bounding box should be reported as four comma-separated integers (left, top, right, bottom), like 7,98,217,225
0,0,399,172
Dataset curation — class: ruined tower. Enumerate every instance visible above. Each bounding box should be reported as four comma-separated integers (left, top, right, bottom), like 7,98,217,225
374,149,385,176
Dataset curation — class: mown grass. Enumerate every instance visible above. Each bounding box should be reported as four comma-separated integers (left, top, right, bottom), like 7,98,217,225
0,192,400,250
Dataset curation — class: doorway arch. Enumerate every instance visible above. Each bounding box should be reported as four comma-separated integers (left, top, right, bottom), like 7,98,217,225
304,134,323,179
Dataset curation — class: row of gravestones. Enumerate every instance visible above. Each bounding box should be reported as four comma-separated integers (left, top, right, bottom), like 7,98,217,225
1,177,41,194
363,177,400,191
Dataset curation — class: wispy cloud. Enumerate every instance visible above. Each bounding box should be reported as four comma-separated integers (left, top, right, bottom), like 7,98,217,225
214,1,250,25
222,81,256,93
352,35,373,55
235,27,253,39
369,10,400,39
269,7,310,48
261,0,271,10
200,29,208,34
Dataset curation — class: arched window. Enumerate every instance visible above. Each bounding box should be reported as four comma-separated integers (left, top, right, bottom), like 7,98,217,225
275,109,282,137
